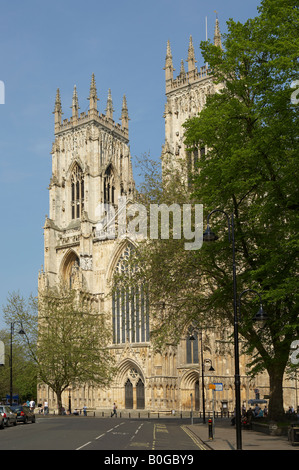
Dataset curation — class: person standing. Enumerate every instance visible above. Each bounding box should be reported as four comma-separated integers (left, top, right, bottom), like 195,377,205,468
111,403,117,417
43,401,49,415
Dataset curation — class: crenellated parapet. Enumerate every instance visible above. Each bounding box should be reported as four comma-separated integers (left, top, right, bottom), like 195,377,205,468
164,36,212,94
164,17,222,94
166,62,211,94
53,74,129,142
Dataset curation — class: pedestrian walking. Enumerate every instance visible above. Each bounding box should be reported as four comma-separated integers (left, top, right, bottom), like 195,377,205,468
111,402,117,417
43,401,49,415
83,404,87,416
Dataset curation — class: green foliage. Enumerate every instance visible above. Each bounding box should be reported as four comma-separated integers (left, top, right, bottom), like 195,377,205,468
37,285,116,399
0,329,37,403
2,287,116,412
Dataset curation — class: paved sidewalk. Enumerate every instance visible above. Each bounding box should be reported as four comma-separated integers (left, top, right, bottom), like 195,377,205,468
186,420,299,451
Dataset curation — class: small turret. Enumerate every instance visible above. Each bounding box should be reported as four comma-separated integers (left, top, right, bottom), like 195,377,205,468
121,95,129,133
105,89,114,120
179,59,186,79
214,14,222,49
71,85,79,123
187,36,197,73
164,40,174,87
53,88,62,133
88,73,99,117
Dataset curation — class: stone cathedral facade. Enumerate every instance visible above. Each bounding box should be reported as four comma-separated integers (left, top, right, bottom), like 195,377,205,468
38,19,295,414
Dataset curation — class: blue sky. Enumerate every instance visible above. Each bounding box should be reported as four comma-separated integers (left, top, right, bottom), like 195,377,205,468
0,0,262,326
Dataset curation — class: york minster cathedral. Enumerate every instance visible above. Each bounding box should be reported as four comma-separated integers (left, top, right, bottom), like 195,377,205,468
37,19,295,414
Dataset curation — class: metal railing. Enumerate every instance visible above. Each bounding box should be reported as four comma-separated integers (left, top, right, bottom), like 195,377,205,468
45,408,234,419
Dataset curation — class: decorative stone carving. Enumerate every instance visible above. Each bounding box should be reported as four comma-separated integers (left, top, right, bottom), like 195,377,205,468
80,254,93,271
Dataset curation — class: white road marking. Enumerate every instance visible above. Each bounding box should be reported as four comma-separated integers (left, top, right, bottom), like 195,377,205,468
76,441,92,450
77,422,126,449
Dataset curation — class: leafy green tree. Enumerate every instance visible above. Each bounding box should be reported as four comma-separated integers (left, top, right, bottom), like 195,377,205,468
0,331,37,403
1,294,38,403
37,285,115,413
3,288,116,414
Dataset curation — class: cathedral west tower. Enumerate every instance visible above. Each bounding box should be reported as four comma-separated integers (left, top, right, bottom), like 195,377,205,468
41,74,134,294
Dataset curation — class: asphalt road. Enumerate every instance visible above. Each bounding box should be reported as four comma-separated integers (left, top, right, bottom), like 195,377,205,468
0,416,207,452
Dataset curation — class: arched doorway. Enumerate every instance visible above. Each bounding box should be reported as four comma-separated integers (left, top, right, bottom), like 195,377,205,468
117,361,146,410
125,379,133,409
136,379,145,409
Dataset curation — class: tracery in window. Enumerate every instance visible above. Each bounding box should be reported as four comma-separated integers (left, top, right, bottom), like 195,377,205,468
112,245,149,344
186,332,199,364
71,164,84,219
104,164,115,204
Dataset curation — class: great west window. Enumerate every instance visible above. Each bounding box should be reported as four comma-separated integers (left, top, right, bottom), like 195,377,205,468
112,245,150,344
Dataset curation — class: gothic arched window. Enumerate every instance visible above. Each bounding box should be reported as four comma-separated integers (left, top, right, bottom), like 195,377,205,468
112,245,149,345
104,164,115,204
186,332,199,364
71,164,84,219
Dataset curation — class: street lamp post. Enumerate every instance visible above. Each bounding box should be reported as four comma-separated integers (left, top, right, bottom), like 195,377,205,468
200,330,205,424
68,388,72,414
238,289,267,324
203,209,266,451
204,358,215,437
189,330,206,423
10,322,26,405
203,209,242,449
189,331,215,424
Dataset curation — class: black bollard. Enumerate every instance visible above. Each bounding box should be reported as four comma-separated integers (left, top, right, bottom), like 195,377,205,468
208,419,213,440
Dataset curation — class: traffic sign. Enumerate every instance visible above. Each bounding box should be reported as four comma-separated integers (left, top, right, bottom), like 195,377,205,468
213,383,223,391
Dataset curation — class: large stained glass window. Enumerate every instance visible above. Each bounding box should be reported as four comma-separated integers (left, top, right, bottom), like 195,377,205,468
112,245,149,344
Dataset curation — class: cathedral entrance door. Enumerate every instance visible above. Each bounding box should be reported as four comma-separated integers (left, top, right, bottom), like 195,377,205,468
136,379,145,409
125,379,133,409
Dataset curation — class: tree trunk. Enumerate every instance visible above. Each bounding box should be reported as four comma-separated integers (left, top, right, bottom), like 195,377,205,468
268,365,285,422
56,390,63,415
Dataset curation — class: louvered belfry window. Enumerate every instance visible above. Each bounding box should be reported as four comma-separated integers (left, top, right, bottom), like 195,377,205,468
104,164,115,204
